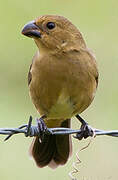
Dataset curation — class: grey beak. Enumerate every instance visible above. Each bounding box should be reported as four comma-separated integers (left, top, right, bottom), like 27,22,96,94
21,21,41,38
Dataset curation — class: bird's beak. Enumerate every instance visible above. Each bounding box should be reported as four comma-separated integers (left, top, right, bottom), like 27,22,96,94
21,20,41,38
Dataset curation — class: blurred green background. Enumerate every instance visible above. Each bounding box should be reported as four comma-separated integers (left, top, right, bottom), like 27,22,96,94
0,0,118,179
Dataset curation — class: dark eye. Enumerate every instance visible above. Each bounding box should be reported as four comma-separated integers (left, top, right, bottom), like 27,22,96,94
46,22,55,30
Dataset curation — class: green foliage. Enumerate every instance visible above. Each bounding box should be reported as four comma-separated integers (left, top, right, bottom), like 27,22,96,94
0,0,118,179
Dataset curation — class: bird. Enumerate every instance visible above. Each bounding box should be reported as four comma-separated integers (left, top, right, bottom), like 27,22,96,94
21,15,98,169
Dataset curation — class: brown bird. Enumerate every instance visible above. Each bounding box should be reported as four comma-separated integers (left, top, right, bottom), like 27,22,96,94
22,15,98,168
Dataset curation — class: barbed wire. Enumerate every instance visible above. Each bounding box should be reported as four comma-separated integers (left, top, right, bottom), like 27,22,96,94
1,115,118,180
0,116,118,141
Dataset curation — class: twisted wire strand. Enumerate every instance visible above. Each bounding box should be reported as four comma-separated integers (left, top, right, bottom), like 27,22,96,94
69,148,81,180
0,116,118,141
69,130,96,180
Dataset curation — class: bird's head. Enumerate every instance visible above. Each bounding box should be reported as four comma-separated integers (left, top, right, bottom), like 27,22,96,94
22,15,86,54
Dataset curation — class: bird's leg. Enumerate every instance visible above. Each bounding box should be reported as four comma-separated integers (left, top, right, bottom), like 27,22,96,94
75,114,94,140
36,115,47,143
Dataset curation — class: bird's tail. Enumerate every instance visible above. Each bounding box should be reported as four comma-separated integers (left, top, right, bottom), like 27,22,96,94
30,119,72,168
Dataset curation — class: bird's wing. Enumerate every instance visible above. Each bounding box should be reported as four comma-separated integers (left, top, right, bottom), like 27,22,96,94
84,48,99,88
28,52,39,86
28,63,32,86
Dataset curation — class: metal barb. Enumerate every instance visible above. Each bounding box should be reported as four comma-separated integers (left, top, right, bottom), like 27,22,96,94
25,116,33,137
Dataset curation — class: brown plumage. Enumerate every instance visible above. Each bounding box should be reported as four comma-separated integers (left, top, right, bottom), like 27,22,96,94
22,15,98,168
30,119,72,168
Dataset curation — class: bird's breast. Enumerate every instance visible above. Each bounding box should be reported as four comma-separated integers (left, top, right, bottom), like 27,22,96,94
29,52,97,123
47,90,74,119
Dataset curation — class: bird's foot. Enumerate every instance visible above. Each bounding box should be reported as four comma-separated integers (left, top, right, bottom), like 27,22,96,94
36,115,47,143
25,115,53,140
75,114,94,140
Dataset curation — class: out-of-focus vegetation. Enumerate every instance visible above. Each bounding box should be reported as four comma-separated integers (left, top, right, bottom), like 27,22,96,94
0,0,118,179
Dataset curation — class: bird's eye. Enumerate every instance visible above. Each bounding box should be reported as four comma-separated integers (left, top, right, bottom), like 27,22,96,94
46,22,55,30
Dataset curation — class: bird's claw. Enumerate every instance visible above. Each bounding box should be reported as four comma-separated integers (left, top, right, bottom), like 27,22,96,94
75,123,94,140
75,114,94,140
36,115,47,143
